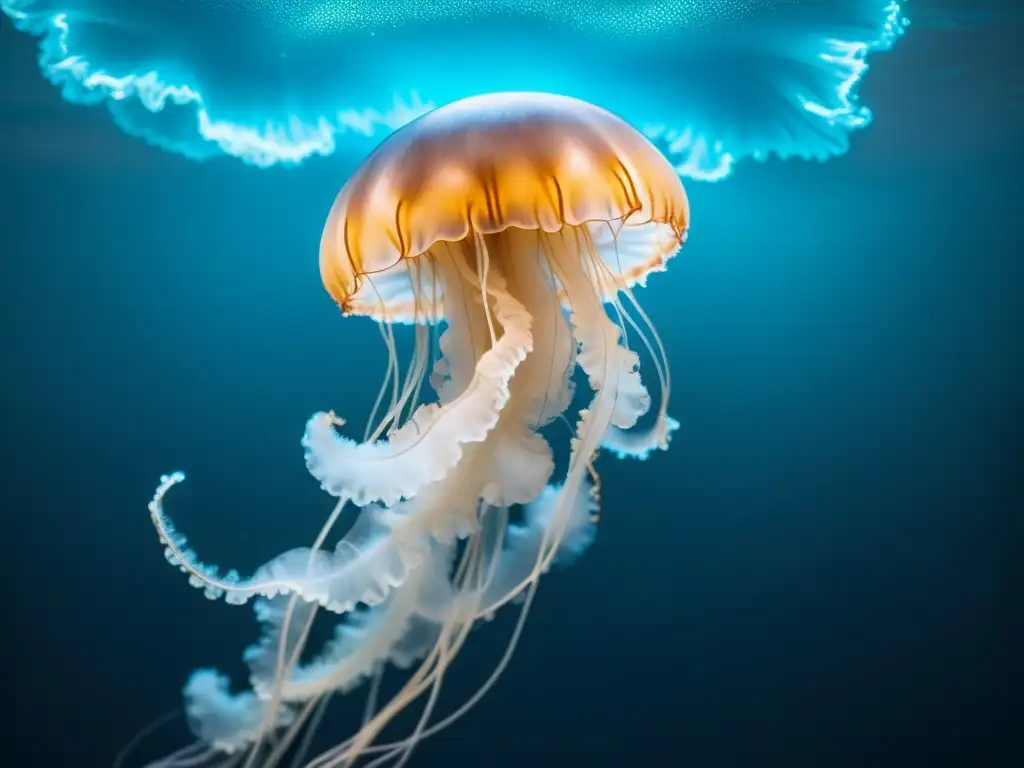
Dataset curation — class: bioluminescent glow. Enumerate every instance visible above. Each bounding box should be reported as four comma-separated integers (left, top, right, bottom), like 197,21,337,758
124,93,685,767
2,0,908,180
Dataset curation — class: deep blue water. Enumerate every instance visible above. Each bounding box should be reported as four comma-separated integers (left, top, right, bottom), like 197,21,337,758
0,5,1020,767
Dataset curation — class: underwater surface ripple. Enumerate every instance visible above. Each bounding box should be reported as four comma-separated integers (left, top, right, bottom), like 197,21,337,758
1,0,908,180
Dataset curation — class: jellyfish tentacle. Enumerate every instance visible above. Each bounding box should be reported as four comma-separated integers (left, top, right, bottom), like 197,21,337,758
527,254,578,428
337,511,557,766
576,221,681,460
466,230,632,614
175,546,457,767
598,288,680,459
600,413,680,459
337,489,594,763
150,474,429,611
476,236,575,507
561,228,652,431
479,480,598,613
245,543,454,703
302,255,534,508
148,471,248,603
164,541,461,764
253,506,429,612
526,232,640,579
244,598,314,701
481,427,553,508
330,537,492,766
423,259,556,529
430,249,491,406
294,489,549,765
182,669,296,757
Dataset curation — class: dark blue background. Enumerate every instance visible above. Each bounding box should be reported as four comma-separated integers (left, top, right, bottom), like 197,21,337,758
0,3,1019,765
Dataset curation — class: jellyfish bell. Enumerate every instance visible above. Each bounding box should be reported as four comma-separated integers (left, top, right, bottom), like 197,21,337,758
137,92,685,768
319,92,688,323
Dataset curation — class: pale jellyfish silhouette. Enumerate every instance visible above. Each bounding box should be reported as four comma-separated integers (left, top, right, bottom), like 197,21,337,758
1,0,908,180
128,92,687,767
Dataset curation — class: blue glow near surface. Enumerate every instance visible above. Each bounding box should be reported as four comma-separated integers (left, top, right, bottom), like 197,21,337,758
1,1,908,180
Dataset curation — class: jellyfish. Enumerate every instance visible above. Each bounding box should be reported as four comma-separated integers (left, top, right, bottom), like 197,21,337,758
2,0,908,180
129,92,686,767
